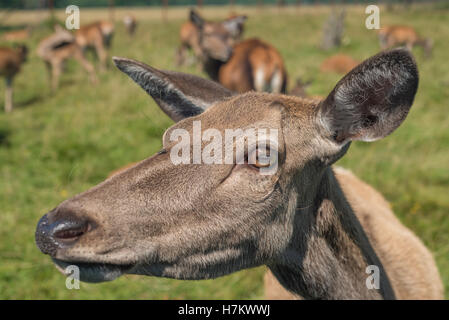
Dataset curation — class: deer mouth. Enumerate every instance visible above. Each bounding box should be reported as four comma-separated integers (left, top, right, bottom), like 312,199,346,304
51,258,134,283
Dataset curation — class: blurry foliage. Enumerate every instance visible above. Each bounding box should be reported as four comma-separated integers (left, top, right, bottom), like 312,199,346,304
0,0,440,9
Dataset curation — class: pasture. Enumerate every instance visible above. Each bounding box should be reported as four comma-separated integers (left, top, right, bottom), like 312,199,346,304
0,4,448,299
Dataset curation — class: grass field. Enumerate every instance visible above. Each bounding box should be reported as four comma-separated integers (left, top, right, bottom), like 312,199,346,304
0,4,448,299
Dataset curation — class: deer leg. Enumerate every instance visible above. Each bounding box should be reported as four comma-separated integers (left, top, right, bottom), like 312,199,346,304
51,61,62,92
191,42,204,68
385,36,397,50
44,61,53,89
175,45,186,67
94,40,108,72
74,48,98,85
378,34,388,50
4,77,13,113
423,39,433,59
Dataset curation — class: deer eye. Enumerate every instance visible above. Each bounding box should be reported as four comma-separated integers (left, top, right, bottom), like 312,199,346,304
247,146,275,169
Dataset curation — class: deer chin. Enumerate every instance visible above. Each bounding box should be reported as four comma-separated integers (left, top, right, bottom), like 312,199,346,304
51,258,133,283
128,247,257,281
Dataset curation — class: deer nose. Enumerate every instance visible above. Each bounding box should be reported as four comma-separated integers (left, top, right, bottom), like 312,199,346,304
35,212,89,256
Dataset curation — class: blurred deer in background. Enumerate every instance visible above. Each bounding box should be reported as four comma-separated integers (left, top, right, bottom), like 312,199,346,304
378,25,433,59
176,10,247,67
289,77,323,100
36,49,443,299
320,54,359,74
0,44,27,112
189,10,287,93
37,26,97,92
123,15,137,36
224,13,247,41
289,77,312,98
75,20,115,71
1,27,32,42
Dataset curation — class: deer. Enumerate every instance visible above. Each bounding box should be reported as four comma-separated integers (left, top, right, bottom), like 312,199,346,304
289,77,323,100
75,20,115,71
320,54,359,75
188,10,287,94
176,10,247,67
35,49,443,300
0,45,27,113
224,13,247,41
378,25,433,59
1,27,31,42
37,26,97,92
123,15,137,36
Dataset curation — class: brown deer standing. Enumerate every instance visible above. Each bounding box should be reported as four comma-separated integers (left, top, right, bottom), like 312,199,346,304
320,54,359,74
35,49,443,299
378,25,433,59
0,45,27,112
37,26,97,92
189,10,287,94
176,10,247,67
123,15,137,36
75,21,115,71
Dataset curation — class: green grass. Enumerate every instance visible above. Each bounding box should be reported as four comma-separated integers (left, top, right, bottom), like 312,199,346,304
0,5,448,299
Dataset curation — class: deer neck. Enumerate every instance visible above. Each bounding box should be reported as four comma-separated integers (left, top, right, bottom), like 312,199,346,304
202,56,225,82
269,167,396,300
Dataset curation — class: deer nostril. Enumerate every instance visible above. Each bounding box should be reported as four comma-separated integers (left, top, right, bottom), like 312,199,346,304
52,220,89,243
36,213,92,256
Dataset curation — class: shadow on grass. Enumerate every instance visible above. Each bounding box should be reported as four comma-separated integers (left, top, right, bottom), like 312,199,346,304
15,94,47,109
0,127,11,147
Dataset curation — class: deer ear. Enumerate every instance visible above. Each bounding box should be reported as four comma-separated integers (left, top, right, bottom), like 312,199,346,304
113,57,234,122
223,15,247,34
190,9,205,29
318,49,418,144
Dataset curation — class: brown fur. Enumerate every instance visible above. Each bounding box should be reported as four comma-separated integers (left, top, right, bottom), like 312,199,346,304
35,50,443,299
123,15,137,36
218,38,287,94
320,54,359,74
0,45,27,112
2,28,31,42
186,11,285,93
225,14,246,41
108,161,139,178
176,21,203,67
289,78,324,100
176,11,247,68
378,25,433,58
265,167,443,300
75,21,114,70
37,28,97,92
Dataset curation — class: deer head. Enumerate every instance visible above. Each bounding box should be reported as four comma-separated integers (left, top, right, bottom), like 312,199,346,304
190,9,245,62
35,49,418,287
